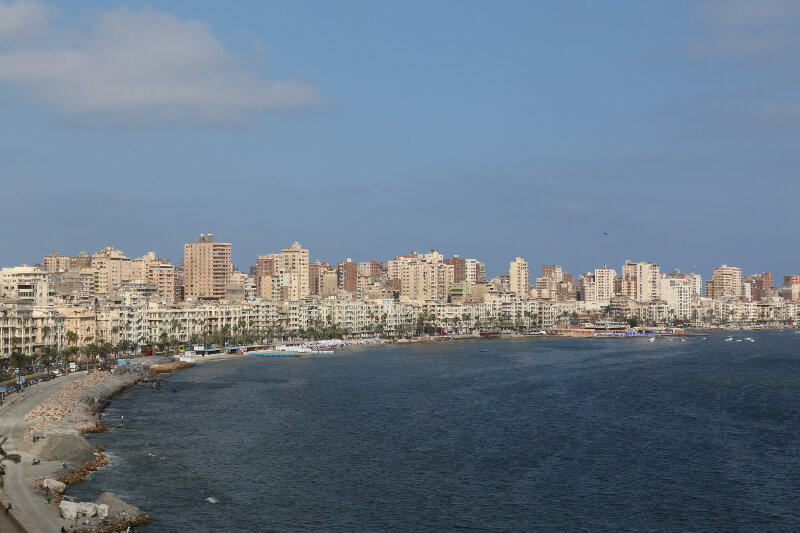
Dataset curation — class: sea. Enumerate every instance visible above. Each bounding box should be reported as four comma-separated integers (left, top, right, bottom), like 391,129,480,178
70,331,800,532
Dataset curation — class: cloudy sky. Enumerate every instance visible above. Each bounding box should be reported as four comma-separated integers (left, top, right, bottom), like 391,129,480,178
1,0,798,279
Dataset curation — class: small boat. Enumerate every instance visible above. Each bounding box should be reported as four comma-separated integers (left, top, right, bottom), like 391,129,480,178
648,338,656,343
724,337,733,342
748,339,755,342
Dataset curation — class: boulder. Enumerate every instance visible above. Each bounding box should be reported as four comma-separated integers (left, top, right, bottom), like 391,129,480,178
59,501,80,520
38,433,96,464
77,501,97,517
97,504,109,519
43,478,66,494
95,492,147,523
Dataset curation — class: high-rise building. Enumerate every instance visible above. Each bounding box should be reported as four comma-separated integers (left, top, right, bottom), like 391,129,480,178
387,250,454,301
660,276,692,319
183,234,232,301
338,259,358,293
131,252,175,300
508,257,530,299
622,260,660,302
279,242,309,300
541,265,564,283
706,264,742,300
92,245,132,291
594,265,617,303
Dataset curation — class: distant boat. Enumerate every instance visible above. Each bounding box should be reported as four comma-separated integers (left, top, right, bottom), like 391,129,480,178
724,337,733,342
648,338,656,343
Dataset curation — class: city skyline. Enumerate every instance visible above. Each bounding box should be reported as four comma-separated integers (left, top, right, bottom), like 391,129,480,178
6,236,798,284
2,1,800,277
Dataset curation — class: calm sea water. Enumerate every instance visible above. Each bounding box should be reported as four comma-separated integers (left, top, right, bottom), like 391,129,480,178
71,331,800,532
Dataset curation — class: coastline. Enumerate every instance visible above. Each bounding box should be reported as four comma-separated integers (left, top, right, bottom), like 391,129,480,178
0,358,189,532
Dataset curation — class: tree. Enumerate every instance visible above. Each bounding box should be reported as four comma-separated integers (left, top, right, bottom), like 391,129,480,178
9,351,28,381
66,330,78,348
0,437,21,477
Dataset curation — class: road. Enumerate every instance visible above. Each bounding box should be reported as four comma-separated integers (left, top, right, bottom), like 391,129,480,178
0,373,84,533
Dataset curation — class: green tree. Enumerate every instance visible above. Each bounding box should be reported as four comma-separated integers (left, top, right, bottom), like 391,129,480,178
0,437,22,477
9,351,29,381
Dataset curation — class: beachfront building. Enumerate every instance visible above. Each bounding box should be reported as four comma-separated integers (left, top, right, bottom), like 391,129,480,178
0,303,66,358
508,257,530,299
594,266,617,304
660,276,692,320
0,265,54,306
183,234,232,302
621,261,660,303
387,251,455,302
280,242,310,300
706,264,742,300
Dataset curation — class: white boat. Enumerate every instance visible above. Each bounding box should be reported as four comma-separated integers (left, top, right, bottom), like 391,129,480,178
648,338,656,343
724,337,733,342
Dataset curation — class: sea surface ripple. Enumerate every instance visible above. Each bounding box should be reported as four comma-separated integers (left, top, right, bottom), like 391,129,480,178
70,331,800,532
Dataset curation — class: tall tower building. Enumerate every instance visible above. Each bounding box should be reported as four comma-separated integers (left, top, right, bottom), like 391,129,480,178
508,257,530,299
280,242,310,300
183,234,232,301
706,264,742,300
594,265,617,303
621,260,660,302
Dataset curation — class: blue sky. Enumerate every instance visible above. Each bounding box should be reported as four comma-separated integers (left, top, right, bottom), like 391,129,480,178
1,0,798,279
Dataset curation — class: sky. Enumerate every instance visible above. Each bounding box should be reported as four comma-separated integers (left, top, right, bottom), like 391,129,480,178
1,0,799,280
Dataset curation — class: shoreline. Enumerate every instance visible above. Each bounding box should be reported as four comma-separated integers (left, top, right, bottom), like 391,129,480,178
1,358,186,532
7,330,789,531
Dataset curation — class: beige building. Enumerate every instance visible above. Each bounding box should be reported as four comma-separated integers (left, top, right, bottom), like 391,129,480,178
183,234,232,301
92,246,132,291
508,257,530,299
387,251,455,302
0,265,53,306
132,252,175,300
706,264,742,300
58,306,97,348
279,242,310,300
85,266,108,296
594,266,617,303
622,260,660,302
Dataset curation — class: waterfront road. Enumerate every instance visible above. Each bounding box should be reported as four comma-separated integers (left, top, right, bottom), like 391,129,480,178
0,372,85,533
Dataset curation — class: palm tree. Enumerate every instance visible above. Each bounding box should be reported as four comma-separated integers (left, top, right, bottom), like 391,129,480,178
9,351,28,382
0,437,21,477
39,346,58,373
66,330,78,351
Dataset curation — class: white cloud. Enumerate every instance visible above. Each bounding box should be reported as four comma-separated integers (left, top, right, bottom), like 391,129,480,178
0,0,49,38
757,101,800,128
689,0,800,55
0,2,323,125
693,0,800,27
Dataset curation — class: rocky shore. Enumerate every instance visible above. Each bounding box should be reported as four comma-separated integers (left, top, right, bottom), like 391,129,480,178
4,356,194,532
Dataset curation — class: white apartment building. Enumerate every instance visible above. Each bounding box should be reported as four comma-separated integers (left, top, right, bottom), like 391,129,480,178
660,276,692,319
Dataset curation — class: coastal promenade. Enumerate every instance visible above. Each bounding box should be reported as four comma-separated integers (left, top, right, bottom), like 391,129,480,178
0,372,84,533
